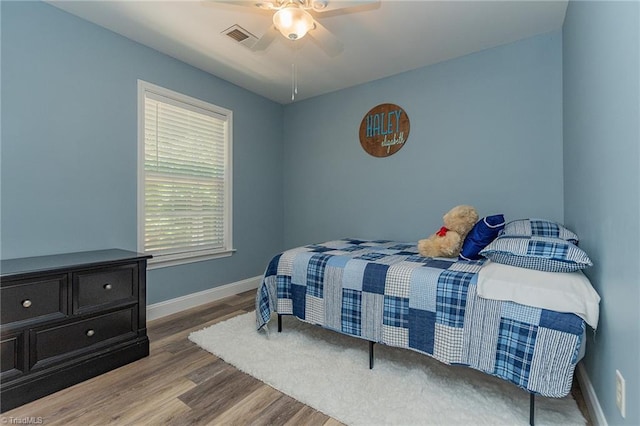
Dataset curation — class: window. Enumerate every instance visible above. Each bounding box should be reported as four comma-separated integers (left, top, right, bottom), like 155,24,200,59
138,81,233,268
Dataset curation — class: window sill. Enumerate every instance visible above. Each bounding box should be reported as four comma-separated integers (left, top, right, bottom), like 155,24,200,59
147,248,236,270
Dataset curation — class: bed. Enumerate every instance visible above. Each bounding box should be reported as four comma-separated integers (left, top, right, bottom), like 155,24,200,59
255,237,599,425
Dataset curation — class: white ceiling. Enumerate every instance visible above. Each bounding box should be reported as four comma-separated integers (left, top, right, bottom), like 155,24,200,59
48,0,568,104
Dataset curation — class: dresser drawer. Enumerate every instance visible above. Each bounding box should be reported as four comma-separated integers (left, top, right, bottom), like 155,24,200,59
74,265,137,313
1,332,25,381
1,276,67,326
31,308,136,369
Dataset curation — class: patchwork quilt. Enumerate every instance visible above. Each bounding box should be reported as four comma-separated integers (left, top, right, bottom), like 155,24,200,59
256,239,584,398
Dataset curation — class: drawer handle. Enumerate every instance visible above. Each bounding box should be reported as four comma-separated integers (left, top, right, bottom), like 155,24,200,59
86,329,95,337
22,299,32,308
103,283,113,290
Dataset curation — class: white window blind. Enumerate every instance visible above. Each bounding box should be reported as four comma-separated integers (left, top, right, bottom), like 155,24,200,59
138,81,233,267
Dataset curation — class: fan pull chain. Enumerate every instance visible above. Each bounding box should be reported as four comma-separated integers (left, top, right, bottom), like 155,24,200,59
290,41,300,101
291,63,298,101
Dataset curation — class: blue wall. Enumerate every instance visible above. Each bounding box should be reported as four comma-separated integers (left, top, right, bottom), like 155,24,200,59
1,2,284,304
563,1,640,425
282,31,564,248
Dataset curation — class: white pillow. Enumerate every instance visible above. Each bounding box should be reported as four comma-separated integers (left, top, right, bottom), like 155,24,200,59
477,260,600,329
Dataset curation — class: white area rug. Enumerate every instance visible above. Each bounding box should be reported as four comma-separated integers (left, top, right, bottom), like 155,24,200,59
189,312,585,425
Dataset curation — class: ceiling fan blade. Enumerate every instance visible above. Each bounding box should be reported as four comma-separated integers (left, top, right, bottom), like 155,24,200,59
310,0,380,15
209,0,278,10
251,25,279,51
307,20,343,57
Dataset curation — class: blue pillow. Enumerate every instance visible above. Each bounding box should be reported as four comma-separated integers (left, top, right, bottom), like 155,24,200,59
501,218,579,244
479,235,592,273
459,214,505,261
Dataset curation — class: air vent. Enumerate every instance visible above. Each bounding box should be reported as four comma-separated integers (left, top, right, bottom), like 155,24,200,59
227,28,249,42
222,25,258,49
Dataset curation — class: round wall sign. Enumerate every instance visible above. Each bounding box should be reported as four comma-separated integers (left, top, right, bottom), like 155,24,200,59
359,103,410,157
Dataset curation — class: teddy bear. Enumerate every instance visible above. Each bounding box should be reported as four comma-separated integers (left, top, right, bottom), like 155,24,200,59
418,205,479,258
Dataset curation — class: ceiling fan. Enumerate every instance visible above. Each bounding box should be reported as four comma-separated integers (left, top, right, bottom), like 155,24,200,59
217,0,379,57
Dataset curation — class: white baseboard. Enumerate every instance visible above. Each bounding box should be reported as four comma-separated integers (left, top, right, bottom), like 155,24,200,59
147,275,261,321
576,363,607,426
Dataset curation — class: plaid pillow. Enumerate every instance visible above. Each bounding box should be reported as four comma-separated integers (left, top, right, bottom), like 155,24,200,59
479,235,592,273
500,219,579,244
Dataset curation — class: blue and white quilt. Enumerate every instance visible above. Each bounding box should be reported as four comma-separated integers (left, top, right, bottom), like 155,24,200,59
256,239,584,398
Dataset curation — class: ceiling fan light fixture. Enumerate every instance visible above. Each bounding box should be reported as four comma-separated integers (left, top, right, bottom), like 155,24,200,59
273,5,314,40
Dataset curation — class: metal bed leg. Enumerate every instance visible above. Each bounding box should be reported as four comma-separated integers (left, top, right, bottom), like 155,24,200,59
278,314,282,332
529,393,535,426
369,341,375,369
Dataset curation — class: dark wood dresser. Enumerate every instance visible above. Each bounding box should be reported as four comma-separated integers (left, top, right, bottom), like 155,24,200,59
0,249,151,412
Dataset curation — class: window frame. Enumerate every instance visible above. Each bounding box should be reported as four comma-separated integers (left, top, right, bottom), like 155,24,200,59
137,80,234,269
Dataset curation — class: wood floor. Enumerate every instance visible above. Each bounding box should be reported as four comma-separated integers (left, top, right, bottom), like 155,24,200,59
3,290,591,425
